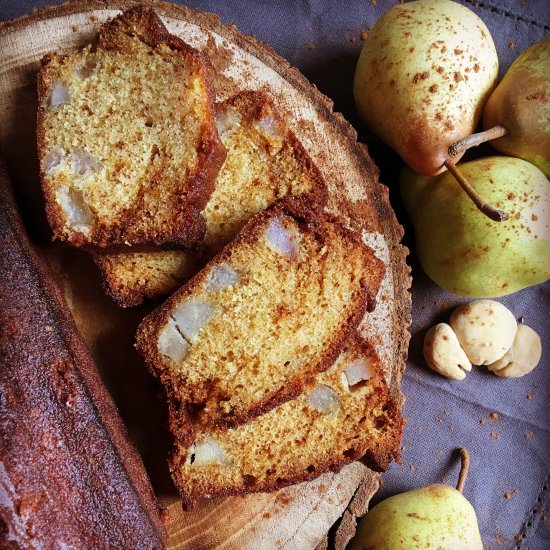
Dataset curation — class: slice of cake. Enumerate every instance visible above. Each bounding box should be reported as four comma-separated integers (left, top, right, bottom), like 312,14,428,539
169,335,402,509
136,196,385,428
94,248,201,307
37,7,225,248
94,90,327,306
203,90,327,250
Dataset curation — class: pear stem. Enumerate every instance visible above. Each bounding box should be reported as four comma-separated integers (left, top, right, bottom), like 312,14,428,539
448,125,509,157
444,160,509,222
456,448,470,494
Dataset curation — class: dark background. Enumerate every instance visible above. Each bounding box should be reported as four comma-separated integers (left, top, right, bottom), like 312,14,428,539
2,1,549,548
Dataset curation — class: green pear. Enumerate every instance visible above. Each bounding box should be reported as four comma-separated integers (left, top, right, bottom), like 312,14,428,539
350,449,482,549
483,36,550,176
350,486,482,550
354,0,498,176
401,156,550,297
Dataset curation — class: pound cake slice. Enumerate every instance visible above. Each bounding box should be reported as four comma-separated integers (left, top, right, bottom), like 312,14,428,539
170,335,402,509
203,90,327,250
136,196,385,428
94,90,327,306
94,247,201,307
37,7,225,248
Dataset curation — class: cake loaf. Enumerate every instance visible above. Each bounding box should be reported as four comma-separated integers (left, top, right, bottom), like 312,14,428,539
0,159,166,548
94,90,327,307
170,336,402,509
136,196,385,429
37,7,225,248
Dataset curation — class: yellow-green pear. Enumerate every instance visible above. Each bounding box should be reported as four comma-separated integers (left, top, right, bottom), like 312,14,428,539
350,486,482,550
483,36,550,176
350,449,482,549
401,156,550,297
354,0,498,176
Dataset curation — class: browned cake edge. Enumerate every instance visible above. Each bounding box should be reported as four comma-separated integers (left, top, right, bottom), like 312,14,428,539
136,195,386,431
0,158,166,548
169,335,403,509
36,6,226,249
92,88,329,308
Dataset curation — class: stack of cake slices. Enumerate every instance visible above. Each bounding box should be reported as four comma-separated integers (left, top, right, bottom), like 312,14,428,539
37,6,403,509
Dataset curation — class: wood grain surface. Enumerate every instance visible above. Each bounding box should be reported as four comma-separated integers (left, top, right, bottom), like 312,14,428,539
0,2,411,548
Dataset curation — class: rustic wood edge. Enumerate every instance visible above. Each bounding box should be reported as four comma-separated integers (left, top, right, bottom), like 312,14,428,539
0,1,412,546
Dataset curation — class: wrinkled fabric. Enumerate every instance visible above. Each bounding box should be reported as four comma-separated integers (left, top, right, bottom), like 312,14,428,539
2,1,549,548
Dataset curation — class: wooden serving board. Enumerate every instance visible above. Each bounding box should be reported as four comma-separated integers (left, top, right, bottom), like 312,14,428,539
0,2,411,548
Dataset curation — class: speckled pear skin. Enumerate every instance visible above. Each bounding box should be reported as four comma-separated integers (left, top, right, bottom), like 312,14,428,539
483,36,550,176
354,0,498,176
349,484,483,550
400,157,550,297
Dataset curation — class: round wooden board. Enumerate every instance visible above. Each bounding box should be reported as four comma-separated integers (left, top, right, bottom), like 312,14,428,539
0,2,411,548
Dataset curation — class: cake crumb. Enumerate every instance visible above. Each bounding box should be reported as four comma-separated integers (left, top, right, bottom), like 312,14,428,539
307,42,316,51
507,41,516,49
479,418,487,425
525,431,534,439
527,392,534,400
489,412,500,421
370,0,377,5
490,432,500,440
360,30,369,41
